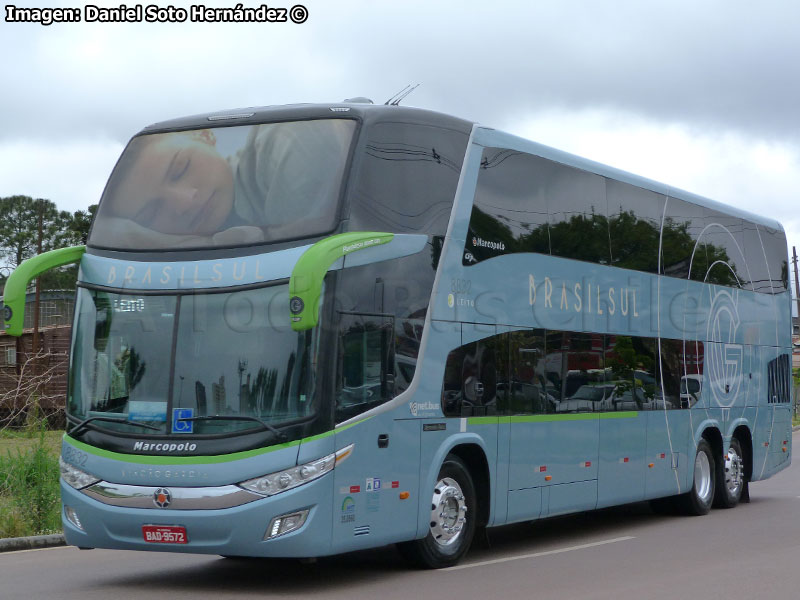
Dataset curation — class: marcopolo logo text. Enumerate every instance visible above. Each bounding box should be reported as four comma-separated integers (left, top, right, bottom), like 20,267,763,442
472,237,505,251
133,441,197,453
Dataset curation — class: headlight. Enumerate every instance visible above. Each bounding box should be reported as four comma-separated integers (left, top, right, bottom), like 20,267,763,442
59,457,100,490
238,444,354,496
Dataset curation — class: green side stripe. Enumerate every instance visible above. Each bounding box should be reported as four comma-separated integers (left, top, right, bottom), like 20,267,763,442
599,411,639,420
3,245,86,336
467,412,639,425
62,416,371,464
289,232,393,331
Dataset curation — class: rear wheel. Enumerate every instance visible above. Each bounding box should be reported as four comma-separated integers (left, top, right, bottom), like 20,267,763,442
714,437,745,508
397,454,477,568
678,439,715,515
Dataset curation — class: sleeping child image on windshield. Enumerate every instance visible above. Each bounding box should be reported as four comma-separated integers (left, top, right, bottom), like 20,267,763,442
90,119,356,249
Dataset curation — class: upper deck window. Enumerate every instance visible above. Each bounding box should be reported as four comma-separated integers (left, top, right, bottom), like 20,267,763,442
465,147,788,295
89,119,357,251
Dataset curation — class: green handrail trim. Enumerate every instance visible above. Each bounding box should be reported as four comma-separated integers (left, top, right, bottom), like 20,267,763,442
2,245,86,337
289,232,394,331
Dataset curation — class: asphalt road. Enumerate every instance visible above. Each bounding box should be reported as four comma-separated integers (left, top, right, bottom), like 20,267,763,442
4,433,800,600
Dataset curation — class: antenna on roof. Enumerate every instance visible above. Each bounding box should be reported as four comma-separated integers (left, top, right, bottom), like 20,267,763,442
384,83,420,106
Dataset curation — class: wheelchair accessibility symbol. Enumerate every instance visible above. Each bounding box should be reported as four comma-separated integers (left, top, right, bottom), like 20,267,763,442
172,408,194,434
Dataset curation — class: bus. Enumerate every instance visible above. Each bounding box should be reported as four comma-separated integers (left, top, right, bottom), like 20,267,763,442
2,101,793,568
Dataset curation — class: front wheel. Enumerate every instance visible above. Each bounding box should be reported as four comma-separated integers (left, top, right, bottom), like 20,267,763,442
397,454,477,568
714,437,745,508
677,439,715,515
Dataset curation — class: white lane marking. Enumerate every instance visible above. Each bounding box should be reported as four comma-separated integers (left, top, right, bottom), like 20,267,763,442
444,536,635,571
0,545,72,556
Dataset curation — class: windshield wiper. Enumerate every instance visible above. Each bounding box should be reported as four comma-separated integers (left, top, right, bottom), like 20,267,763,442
178,415,288,441
69,416,161,439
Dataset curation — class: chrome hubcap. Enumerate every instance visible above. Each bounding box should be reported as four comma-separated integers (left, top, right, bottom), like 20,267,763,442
694,450,713,504
429,477,468,547
724,446,744,497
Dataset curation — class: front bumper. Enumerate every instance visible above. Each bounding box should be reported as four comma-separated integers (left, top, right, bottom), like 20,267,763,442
61,474,334,557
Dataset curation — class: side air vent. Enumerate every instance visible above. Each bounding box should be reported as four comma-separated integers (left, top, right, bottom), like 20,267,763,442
353,525,370,536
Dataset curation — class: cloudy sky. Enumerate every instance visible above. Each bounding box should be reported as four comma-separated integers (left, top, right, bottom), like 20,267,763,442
1,0,798,310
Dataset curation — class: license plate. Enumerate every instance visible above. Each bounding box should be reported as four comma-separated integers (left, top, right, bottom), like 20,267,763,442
142,525,188,544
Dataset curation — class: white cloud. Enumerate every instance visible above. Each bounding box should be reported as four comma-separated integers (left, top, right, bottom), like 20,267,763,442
0,137,123,213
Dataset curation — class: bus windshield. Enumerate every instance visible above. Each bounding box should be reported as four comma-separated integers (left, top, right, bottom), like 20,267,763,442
67,284,319,437
89,119,357,250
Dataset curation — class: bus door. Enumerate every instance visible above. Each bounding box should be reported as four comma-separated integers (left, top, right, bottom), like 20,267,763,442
331,312,421,550
441,323,506,522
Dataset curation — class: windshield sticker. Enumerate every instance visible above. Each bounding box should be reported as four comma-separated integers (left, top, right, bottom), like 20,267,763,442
129,401,167,422
90,120,356,251
172,408,194,434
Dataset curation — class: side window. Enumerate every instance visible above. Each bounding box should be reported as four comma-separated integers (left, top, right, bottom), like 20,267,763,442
507,330,553,415
673,339,704,408
607,180,664,273
466,149,551,265
335,314,394,423
546,331,607,413
658,339,682,409
605,336,660,411
702,210,747,289
759,225,789,293
546,166,608,264
743,221,771,293
662,197,705,281
441,334,504,417
349,122,468,236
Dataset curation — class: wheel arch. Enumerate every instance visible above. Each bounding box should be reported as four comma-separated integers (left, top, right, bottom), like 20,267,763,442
701,425,724,463
731,423,754,482
447,443,491,529
416,433,492,539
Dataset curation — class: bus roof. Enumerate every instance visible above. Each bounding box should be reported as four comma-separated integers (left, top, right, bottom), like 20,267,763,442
140,102,474,136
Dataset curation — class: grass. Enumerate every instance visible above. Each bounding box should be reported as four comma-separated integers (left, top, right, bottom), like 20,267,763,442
0,427,64,538
0,430,63,455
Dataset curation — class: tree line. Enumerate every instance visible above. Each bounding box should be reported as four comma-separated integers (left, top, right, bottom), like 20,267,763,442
0,195,97,294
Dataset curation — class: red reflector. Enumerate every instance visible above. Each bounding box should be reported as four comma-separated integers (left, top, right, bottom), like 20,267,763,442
350,485,360,493
623,457,629,463
585,461,591,468
392,481,399,488
660,453,666,459
539,466,547,472
765,442,769,447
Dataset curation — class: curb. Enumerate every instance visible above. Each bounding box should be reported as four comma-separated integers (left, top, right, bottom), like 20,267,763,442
0,534,66,553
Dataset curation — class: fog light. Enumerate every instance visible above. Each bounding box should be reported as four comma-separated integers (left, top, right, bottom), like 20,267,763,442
265,509,309,540
64,505,84,531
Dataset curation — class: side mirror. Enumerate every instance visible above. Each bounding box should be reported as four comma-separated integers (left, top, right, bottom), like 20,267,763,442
2,246,86,336
288,232,393,331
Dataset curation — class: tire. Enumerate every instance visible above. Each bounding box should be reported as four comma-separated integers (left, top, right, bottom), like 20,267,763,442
677,439,715,516
397,454,477,569
714,437,745,509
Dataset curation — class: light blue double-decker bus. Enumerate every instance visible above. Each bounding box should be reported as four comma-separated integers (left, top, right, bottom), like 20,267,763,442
3,101,793,568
